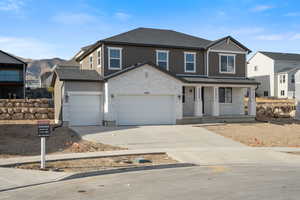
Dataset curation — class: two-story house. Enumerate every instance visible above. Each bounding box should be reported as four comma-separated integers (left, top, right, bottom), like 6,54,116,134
0,50,27,99
52,28,258,126
248,51,300,99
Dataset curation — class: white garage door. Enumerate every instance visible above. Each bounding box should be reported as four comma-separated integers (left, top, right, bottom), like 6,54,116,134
117,95,175,125
69,93,102,126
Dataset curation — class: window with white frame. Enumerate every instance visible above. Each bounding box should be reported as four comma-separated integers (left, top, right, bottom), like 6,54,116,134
220,54,235,73
280,74,286,84
89,55,93,69
97,48,101,67
281,90,285,96
184,52,196,72
219,87,232,103
108,47,122,70
156,50,169,70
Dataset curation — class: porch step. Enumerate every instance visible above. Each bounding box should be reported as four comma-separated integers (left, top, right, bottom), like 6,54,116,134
176,115,255,125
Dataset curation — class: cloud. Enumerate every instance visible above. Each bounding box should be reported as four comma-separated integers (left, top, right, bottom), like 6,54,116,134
291,34,300,40
230,27,264,35
0,0,24,11
52,13,96,25
0,36,59,59
255,34,285,41
114,12,131,21
251,5,273,12
284,12,300,17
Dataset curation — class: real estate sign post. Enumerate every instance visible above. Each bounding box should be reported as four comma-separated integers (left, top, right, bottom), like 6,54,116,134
37,120,51,169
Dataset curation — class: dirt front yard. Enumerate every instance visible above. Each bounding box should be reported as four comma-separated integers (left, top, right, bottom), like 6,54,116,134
0,124,125,158
204,121,300,147
13,153,177,172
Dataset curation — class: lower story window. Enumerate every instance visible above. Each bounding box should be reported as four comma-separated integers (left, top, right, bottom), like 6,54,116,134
219,87,232,103
281,90,285,96
264,91,269,96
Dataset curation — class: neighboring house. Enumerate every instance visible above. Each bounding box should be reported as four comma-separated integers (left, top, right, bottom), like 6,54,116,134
248,51,300,99
0,50,27,99
26,79,41,88
52,27,258,126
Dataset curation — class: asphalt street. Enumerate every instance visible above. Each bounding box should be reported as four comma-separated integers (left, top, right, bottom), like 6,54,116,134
1,164,300,200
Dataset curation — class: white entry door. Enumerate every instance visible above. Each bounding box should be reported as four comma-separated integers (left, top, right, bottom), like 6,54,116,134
183,86,195,116
116,95,175,125
69,93,102,126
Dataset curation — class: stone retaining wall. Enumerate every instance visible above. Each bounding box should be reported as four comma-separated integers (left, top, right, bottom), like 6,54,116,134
0,99,54,120
256,102,296,120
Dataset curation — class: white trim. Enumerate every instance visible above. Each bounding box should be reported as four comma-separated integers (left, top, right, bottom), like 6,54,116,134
219,53,236,74
97,47,101,68
89,54,93,69
184,52,196,73
108,47,122,70
210,49,247,54
156,50,169,70
68,91,103,95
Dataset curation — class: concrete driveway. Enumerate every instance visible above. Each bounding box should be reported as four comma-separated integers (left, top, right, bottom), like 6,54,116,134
71,125,245,150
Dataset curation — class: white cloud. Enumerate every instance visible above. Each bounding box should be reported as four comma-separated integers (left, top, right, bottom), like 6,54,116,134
255,34,285,41
291,34,300,40
114,12,131,21
0,36,59,59
284,12,300,17
230,27,264,35
52,13,96,25
251,5,273,12
0,0,24,11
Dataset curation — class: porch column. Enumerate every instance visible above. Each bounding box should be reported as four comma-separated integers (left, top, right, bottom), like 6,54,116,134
212,86,219,116
194,86,203,117
248,87,256,116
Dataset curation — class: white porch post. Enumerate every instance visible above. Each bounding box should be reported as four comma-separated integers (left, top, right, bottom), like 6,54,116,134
194,86,203,117
248,87,256,116
212,86,219,116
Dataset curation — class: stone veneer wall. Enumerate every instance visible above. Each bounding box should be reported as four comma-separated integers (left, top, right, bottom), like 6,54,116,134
0,99,54,120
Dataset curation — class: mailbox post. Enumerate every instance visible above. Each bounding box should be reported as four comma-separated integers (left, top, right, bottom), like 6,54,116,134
37,120,51,169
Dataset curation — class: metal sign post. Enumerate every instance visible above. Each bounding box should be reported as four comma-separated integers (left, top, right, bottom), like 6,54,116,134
37,120,51,169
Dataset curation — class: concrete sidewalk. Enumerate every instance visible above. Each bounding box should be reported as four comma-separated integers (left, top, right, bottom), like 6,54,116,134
0,167,70,192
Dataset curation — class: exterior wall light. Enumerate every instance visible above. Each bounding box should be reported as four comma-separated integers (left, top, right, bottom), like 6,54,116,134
111,94,114,98
178,95,181,100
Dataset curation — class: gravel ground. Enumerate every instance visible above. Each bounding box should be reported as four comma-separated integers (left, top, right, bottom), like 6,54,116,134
204,121,300,147
0,124,125,158
13,153,177,172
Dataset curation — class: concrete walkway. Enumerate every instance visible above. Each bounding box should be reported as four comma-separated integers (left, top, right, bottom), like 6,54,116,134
71,125,245,149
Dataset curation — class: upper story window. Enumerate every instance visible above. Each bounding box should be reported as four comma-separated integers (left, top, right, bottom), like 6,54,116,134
219,54,235,74
89,55,93,69
0,70,23,82
184,52,196,73
254,65,258,71
280,74,286,84
291,74,295,83
97,48,101,67
156,50,169,70
108,47,122,70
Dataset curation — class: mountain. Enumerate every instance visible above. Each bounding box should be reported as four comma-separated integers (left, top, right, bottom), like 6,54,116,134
21,58,65,80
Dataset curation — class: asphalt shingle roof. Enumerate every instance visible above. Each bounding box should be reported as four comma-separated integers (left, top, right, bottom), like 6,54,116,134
277,67,300,73
183,77,259,85
0,50,26,64
101,27,212,49
55,68,103,82
260,51,300,61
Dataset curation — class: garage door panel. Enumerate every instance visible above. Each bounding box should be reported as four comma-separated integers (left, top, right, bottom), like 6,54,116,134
69,94,102,126
117,95,175,125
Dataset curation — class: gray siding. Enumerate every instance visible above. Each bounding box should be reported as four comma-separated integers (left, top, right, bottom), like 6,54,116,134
252,75,270,97
208,52,246,77
102,44,206,76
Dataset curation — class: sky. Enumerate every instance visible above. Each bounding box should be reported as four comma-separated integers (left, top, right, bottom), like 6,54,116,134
1,0,300,59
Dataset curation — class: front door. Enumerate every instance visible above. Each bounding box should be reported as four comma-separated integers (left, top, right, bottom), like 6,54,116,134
183,86,195,116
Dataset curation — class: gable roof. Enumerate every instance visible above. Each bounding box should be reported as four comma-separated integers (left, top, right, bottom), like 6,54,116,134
0,50,27,65
104,62,185,82
205,36,251,53
259,51,300,61
101,27,212,49
277,67,300,74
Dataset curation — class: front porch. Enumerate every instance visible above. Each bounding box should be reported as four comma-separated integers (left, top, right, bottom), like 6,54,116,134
179,84,256,124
